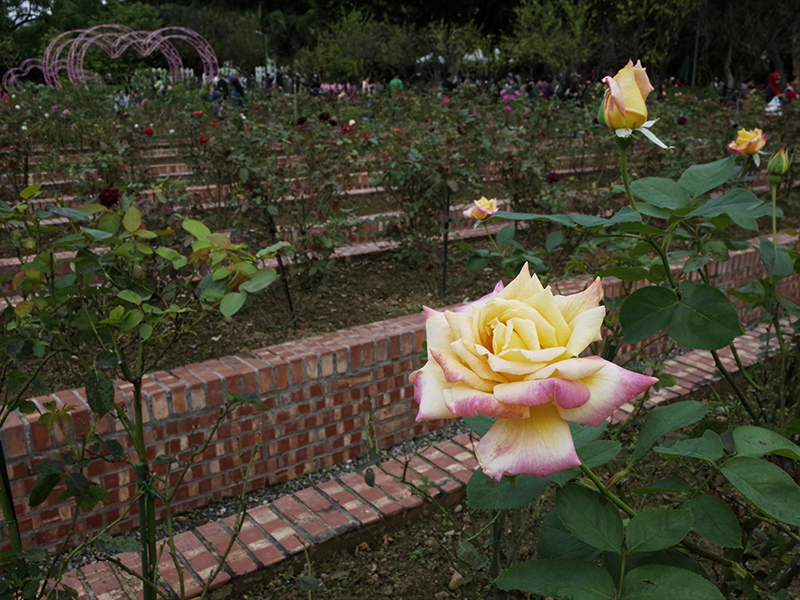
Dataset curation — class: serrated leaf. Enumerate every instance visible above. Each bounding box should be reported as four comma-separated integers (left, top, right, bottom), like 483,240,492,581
670,282,744,350
220,292,246,318
632,476,691,494
720,457,800,525
556,485,623,553
467,470,547,510
537,509,602,561
620,286,676,343
117,289,145,305
686,494,742,548
497,559,615,599
733,426,800,459
122,207,142,232
86,371,115,416
296,575,325,591
182,219,211,239
630,177,691,209
238,268,277,293
632,401,706,462
626,509,693,553
621,564,724,599
654,430,723,463
50,206,91,221
679,157,735,198
30,473,61,507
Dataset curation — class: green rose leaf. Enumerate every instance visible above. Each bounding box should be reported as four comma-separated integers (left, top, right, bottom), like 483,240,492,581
654,430,723,463
632,476,691,494
50,206,91,221
578,440,621,468
685,187,762,219
678,157,735,198
296,575,325,592
632,401,706,462
758,238,794,277
720,457,800,525
86,371,115,416
466,469,548,510
30,473,62,507
733,426,800,459
182,218,212,239
670,282,744,350
621,564,724,599
220,292,247,318
626,509,693,553
122,206,142,233
556,484,623,553
619,286,677,343
497,559,616,600
238,268,277,293
537,510,602,561
630,177,691,210
686,494,742,548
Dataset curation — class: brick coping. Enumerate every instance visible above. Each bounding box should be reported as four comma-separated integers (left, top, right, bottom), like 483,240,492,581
56,321,781,600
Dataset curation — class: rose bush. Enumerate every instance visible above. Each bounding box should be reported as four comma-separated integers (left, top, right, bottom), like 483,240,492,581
411,265,657,480
727,127,767,155
598,59,654,130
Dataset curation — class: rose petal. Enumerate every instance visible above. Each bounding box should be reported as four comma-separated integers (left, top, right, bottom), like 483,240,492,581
557,360,658,426
553,277,603,324
493,377,590,409
413,361,458,420
443,383,528,419
564,306,606,356
430,347,495,392
450,339,506,383
423,306,454,354
477,404,580,480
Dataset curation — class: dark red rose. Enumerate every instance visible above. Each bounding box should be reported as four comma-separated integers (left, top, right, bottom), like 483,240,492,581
143,127,154,136
198,135,209,145
98,187,120,208
546,171,560,183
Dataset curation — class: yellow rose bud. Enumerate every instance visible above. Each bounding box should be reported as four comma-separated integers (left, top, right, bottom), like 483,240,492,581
727,128,767,155
599,60,654,130
463,197,498,220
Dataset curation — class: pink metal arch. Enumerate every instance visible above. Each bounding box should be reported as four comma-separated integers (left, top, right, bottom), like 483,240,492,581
2,59,45,89
9,26,218,89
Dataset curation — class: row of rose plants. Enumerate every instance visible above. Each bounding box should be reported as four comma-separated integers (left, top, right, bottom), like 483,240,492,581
0,71,798,599
405,62,800,599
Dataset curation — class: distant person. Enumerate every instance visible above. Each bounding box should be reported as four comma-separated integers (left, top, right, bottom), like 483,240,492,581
388,74,404,97
114,89,129,116
765,72,783,103
228,75,246,107
210,82,224,118
154,77,166,98
784,75,799,100
539,77,554,100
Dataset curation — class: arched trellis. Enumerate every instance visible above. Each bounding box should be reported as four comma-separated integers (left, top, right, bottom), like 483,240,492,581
7,26,218,89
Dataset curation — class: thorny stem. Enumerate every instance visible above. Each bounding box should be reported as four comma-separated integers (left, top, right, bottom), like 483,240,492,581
579,462,636,518
710,350,761,423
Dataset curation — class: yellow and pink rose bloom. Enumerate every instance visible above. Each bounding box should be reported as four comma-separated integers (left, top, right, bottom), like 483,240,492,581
410,265,657,480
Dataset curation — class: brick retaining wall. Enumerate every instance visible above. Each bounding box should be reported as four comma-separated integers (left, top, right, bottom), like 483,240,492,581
1,233,798,552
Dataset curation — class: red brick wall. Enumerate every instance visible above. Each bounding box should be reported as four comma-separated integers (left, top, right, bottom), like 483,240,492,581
1,234,798,551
